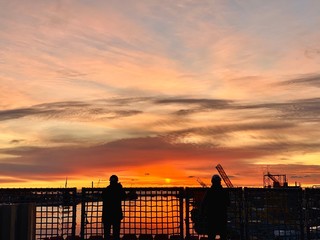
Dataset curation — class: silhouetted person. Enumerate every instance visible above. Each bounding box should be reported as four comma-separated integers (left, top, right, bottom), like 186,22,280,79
201,174,230,240
102,175,127,240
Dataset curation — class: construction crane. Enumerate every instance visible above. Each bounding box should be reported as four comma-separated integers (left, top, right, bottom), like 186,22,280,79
263,172,287,188
196,177,208,188
216,164,234,188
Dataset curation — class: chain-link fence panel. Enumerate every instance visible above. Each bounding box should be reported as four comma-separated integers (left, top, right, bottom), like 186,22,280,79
0,188,77,239
81,188,184,240
244,188,303,240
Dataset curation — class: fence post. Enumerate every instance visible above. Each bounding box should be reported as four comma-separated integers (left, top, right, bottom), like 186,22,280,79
72,188,78,239
184,188,190,240
0,204,16,240
80,188,86,240
299,188,304,240
243,188,248,240
179,189,184,239
0,203,36,240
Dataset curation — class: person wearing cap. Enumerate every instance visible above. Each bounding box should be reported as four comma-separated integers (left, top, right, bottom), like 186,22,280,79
201,174,230,240
102,175,127,240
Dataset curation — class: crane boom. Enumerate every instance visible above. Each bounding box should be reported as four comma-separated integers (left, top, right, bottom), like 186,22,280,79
263,172,287,188
266,172,279,183
196,177,208,188
216,164,234,188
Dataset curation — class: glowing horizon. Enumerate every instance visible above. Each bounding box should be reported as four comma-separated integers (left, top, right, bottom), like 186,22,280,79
1,0,320,188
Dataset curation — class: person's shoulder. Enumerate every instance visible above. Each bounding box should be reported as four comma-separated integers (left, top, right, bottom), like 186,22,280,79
101,187,108,198
205,187,214,196
209,186,224,194
116,182,125,189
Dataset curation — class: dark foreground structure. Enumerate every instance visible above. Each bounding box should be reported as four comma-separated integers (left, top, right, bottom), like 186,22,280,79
0,187,319,240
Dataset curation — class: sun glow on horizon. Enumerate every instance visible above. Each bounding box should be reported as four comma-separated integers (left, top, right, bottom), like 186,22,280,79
0,0,320,187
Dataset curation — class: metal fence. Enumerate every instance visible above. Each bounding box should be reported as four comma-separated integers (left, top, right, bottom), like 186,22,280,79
81,188,184,240
244,188,304,240
0,188,77,240
305,188,320,240
185,187,244,240
1,187,320,240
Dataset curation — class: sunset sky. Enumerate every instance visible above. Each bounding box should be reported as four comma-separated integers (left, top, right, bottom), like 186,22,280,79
1,0,320,188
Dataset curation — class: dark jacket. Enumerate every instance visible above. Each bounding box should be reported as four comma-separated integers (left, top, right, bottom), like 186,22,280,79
201,184,230,227
102,182,127,223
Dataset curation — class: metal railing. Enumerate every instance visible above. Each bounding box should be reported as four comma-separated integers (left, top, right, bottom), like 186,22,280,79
1,187,320,240
185,187,244,240
305,188,320,240
244,187,304,240
0,188,77,239
81,188,184,240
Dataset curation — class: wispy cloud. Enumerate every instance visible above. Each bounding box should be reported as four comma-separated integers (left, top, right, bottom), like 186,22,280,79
281,74,320,88
1,1,320,187
0,100,143,122
155,98,232,108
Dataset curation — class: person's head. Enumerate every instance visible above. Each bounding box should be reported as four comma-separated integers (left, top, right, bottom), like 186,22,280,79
211,174,221,185
109,175,119,184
